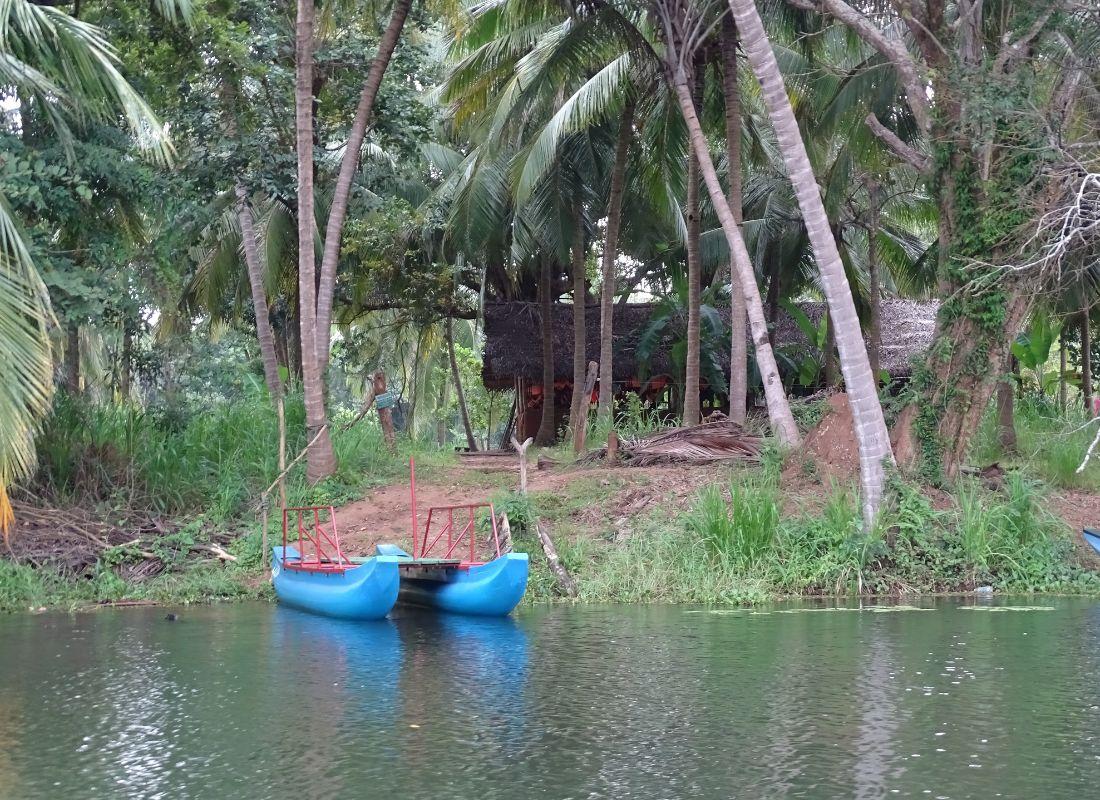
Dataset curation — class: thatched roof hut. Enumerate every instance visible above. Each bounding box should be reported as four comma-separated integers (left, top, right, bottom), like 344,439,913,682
482,299,938,389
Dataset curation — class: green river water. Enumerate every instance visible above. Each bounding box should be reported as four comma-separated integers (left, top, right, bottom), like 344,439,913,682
1,599,1098,799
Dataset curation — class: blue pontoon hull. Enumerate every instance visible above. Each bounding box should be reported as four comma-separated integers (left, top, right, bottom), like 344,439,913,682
374,545,528,616
1085,529,1100,556
272,546,400,620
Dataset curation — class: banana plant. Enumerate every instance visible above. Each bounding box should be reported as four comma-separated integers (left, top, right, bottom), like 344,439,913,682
1011,313,1061,397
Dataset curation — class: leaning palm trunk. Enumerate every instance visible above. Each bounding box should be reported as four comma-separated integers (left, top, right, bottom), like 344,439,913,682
446,317,477,451
670,76,800,447
597,100,635,421
236,184,284,401
294,0,336,481
315,0,412,364
729,0,893,527
682,64,703,427
720,17,747,425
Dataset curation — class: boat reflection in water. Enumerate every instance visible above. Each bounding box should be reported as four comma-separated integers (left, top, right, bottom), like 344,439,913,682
392,610,531,780
267,608,405,792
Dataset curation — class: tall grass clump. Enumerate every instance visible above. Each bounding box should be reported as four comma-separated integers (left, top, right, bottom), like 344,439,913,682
770,485,884,594
686,479,779,568
32,391,443,523
563,519,768,604
586,394,669,447
973,395,1099,490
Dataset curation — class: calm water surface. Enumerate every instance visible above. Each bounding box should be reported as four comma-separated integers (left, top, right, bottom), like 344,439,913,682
1,599,1099,799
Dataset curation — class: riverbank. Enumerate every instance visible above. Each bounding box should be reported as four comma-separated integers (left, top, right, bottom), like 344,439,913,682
4,394,1100,612
4,455,1099,612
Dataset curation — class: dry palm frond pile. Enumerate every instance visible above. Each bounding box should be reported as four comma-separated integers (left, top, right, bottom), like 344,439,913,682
4,501,235,581
582,420,763,467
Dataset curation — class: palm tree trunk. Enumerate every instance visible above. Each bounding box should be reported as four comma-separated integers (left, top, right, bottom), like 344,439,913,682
729,0,893,527
568,206,588,451
236,183,284,401
315,0,412,360
288,298,302,383
824,311,838,388
597,100,634,421
120,324,132,399
295,0,336,481
866,177,883,380
446,317,477,451
65,325,80,395
536,258,557,445
436,374,450,447
682,61,703,428
670,75,799,446
997,372,1017,452
721,17,747,425
1083,311,1093,414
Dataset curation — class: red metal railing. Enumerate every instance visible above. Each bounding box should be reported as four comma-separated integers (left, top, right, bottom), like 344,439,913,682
415,502,501,564
281,506,353,572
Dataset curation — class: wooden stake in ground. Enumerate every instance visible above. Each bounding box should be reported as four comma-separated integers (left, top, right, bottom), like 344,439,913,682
607,430,619,464
510,435,534,495
374,370,397,452
534,521,578,598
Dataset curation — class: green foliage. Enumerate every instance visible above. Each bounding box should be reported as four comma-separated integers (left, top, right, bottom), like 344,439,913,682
33,391,441,522
1011,313,1062,395
0,559,266,613
972,395,1100,490
636,270,731,403
687,480,779,568
492,490,535,532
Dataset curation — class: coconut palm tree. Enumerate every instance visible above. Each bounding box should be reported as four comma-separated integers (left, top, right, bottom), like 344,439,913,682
0,0,188,534
652,0,800,444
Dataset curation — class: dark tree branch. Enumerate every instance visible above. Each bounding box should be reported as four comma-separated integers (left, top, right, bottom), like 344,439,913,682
785,0,932,133
864,113,931,173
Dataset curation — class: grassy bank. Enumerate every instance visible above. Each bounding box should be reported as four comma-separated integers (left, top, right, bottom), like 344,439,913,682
2,392,454,612
3,393,1099,612
514,472,1100,604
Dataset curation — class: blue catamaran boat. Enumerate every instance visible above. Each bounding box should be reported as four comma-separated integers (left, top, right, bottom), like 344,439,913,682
272,507,400,620
369,459,528,616
373,544,528,616
271,462,528,619
1085,529,1100,556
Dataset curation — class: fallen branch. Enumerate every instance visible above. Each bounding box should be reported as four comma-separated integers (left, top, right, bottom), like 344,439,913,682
533,520,578,598
498,513,513,554
1077,418,1100,474
341,386,377,432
